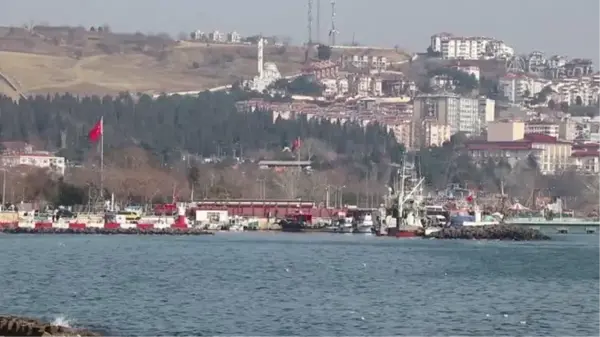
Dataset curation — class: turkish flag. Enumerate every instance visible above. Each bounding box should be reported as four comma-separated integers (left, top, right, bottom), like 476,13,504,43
88,118,103,142
466,195,474,203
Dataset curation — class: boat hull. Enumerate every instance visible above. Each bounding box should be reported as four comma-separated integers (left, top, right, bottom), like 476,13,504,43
354,226,373,234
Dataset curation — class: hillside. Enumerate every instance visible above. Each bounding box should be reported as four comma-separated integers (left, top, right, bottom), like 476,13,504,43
0,25,411,99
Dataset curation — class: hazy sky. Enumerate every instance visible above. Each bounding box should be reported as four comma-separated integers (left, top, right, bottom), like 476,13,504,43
2,0,598,64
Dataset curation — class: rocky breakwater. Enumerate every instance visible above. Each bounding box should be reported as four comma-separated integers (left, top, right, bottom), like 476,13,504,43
426,225,551,241
0,315,101,336
0,227,214,235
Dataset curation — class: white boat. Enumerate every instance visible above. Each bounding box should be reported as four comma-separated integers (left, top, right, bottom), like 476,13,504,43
425,227,442,235
354,213,374,234
228,216,246,231
338,218,354,233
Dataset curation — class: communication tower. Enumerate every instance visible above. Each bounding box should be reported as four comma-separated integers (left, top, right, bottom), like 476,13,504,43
328,0,338,46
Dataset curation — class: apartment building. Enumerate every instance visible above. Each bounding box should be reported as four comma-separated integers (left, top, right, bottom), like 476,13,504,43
419,119,451,148
499,73,551,103
478,97,495,132
1,152,66,175
550,76,600,106
342,54,390,70
525,121,560,138
430,33,514,60
413,92,480,135
467,121,572,174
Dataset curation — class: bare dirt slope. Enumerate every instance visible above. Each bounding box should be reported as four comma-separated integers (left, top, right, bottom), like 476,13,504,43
0,26,411,98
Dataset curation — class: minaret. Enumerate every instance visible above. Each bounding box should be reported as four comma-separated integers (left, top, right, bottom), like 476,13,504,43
257,38,264,79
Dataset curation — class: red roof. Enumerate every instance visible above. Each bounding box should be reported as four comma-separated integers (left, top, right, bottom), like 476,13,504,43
523,133,571,144
466,141,533,151
572,142,600,151
572,151,600,158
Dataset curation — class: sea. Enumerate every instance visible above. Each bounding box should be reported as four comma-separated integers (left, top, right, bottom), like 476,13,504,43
0,232,598,336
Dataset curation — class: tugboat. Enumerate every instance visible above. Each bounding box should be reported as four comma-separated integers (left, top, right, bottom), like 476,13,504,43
279,212,312,232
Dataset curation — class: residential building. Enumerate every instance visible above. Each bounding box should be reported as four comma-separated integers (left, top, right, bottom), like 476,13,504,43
387,120,413,150
416,119,451,148
452,63,481,81
478,97,495,132
467,121,572,174
570,143,599,174
525,121,560,139
342,54,390,70
302,61,339,81
413,92,480,135
550,76,600,106
347,74,383,96
227,31,241,44
209,30,224,42
499,73,551,103
487,120,525,141
559,120,577,141
430,33,514,60
1,153,66,175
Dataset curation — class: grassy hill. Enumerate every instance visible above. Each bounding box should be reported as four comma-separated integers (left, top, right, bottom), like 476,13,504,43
0,25,411,99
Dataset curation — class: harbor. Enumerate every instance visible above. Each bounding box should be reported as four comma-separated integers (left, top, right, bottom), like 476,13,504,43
1,161,596,239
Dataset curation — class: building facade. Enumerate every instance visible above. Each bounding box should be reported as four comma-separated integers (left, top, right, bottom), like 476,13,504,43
430,33,514,60
499,73,551,103
413,92,480,135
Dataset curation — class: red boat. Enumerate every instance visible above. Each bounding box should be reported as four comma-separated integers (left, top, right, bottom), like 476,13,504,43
377,226,419,238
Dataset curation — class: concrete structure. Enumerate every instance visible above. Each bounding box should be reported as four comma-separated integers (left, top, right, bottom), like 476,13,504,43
342,54,390,70
550,76,600,106
468,121,572,174
559,120,577,141
430,33,514,60
387,120,412,149
525,121,560,139
499,73,551,103
452,64,481,81
487,120,525,142
302,60,339,81
413,92,480,135
227,31,241,43
478,97,495,132
1,153,66,175
418,119,451,148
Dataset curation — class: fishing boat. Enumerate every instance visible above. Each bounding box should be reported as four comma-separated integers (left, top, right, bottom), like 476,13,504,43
378,160,425,238
346,208,374,234
338,217,354,233
279,213,312,232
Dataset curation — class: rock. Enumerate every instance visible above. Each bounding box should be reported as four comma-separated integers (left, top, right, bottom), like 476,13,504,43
426,224,551,241
0,315,101,336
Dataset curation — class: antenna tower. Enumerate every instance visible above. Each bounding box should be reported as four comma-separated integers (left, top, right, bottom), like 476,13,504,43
328,0,338,46
316,0,321,43
307,0,313,45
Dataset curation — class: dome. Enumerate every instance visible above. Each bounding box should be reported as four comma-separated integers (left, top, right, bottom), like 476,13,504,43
264,62,279,72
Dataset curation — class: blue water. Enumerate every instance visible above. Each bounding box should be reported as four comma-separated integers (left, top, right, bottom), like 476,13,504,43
0,233,598,336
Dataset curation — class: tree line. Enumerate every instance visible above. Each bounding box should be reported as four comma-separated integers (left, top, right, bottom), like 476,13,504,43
0,91,404,165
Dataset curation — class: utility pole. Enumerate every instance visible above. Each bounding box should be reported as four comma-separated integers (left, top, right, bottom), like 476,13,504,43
1,169,5,207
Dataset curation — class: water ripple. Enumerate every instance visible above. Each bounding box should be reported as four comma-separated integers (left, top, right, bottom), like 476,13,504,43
0,233,597,336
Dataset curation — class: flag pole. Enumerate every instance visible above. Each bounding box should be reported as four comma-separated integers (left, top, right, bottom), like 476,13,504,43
100,116,104,203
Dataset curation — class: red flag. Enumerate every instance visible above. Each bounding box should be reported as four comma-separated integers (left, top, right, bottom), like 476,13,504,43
291,137,301,152
88,118,103,142
466,195,474,203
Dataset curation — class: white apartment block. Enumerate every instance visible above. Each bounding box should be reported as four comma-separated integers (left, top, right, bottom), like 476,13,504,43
550,75,600,106
453,64,480,81
525,122,560,139
342,55,390,70
1,153,66,175
499,73,551,103
478,97,495,132
430,33,514,60
227,31,241,43
413,92,480,135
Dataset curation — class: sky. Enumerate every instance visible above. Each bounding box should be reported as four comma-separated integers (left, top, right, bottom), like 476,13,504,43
1,0,598,64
